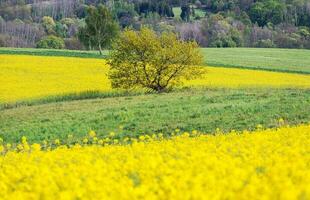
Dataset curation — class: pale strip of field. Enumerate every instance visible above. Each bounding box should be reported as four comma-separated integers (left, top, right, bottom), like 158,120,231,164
1,55,309,103
187,66,310,88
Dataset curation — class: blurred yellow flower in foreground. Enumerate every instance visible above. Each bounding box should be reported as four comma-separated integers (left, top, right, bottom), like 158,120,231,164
0,124,309,199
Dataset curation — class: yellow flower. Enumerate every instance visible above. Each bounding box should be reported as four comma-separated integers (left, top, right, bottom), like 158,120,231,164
109,132,116,137
1,54,310,103
54,139,60,145
139,135,145,141
67,134,73,139
98,140,104,145
21,136,27,144
123,137,129,143
182,132,190,137
256,124,263,130
17,144,23,151
88,130,96,138
105,138,111,143
92,137,98,144
83,138,88,144
192,130,198,136
31,143,41,151
0,124,309,199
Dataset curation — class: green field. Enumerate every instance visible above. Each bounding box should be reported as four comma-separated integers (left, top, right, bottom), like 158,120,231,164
202,48,310,74
1,47,309,74
0,47,106,59
1,88,309,143
173,7,206,19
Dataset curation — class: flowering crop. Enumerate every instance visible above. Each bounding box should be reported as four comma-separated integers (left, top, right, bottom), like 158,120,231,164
1,55,309,103
0,55,111,103
0,124,309,199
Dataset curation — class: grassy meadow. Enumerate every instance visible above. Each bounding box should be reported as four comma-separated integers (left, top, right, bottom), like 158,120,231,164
0,47,310,199
1,88,309,143
201,48,310,74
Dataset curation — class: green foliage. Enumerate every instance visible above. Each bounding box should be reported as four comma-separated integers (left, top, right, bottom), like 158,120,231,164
78,4,119,54
249,1,285,26
254,39,276,48
110,0,137,28
203,15,244,47
36,35,65,49
135,1,174,18
1,88,309,143
42,16,56,35
108,27,203,92
55,22,66,38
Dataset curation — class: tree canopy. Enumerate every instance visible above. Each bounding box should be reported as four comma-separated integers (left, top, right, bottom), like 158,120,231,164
108,27,203,92
78,4,119,54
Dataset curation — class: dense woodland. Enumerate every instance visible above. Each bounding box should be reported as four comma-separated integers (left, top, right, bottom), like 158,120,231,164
0,0,309,49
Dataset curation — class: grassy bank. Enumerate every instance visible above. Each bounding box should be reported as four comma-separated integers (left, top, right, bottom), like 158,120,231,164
0,47,107,58
1,88,309,143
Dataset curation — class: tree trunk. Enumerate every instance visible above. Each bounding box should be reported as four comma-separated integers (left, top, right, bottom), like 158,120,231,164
98,42,102,55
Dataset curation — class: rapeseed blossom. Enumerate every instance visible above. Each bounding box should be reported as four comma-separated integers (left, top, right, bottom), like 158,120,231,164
1,55,309,103
0,124,309,199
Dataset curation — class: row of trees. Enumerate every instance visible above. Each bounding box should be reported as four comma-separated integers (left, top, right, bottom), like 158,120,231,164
176,14,310,49
1,0,309,26
0,0,309,49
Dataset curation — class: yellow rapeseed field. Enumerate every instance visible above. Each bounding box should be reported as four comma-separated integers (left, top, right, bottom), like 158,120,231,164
1,54,309,102
0,124,309,199
0,55,110,103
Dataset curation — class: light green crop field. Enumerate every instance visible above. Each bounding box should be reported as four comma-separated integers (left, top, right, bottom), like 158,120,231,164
173,7,206,19
202,48,310,74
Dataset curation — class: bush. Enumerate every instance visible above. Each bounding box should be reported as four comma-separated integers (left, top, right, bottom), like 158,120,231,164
0,34,8,47
275,34,302,49
64,38,84,50
36,36,65,49
254,39,276,48
210,37,237,47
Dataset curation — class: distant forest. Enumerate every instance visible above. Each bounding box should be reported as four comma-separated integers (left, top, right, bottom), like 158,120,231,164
0,0,309,49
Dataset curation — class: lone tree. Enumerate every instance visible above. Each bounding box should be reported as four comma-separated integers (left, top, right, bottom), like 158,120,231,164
78,5,119,55
108,27,203,92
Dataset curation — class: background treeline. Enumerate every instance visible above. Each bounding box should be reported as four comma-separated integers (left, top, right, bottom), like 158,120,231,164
0,0,309,49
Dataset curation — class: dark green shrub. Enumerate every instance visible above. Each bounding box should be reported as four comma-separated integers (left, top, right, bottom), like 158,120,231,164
36,35,65,49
